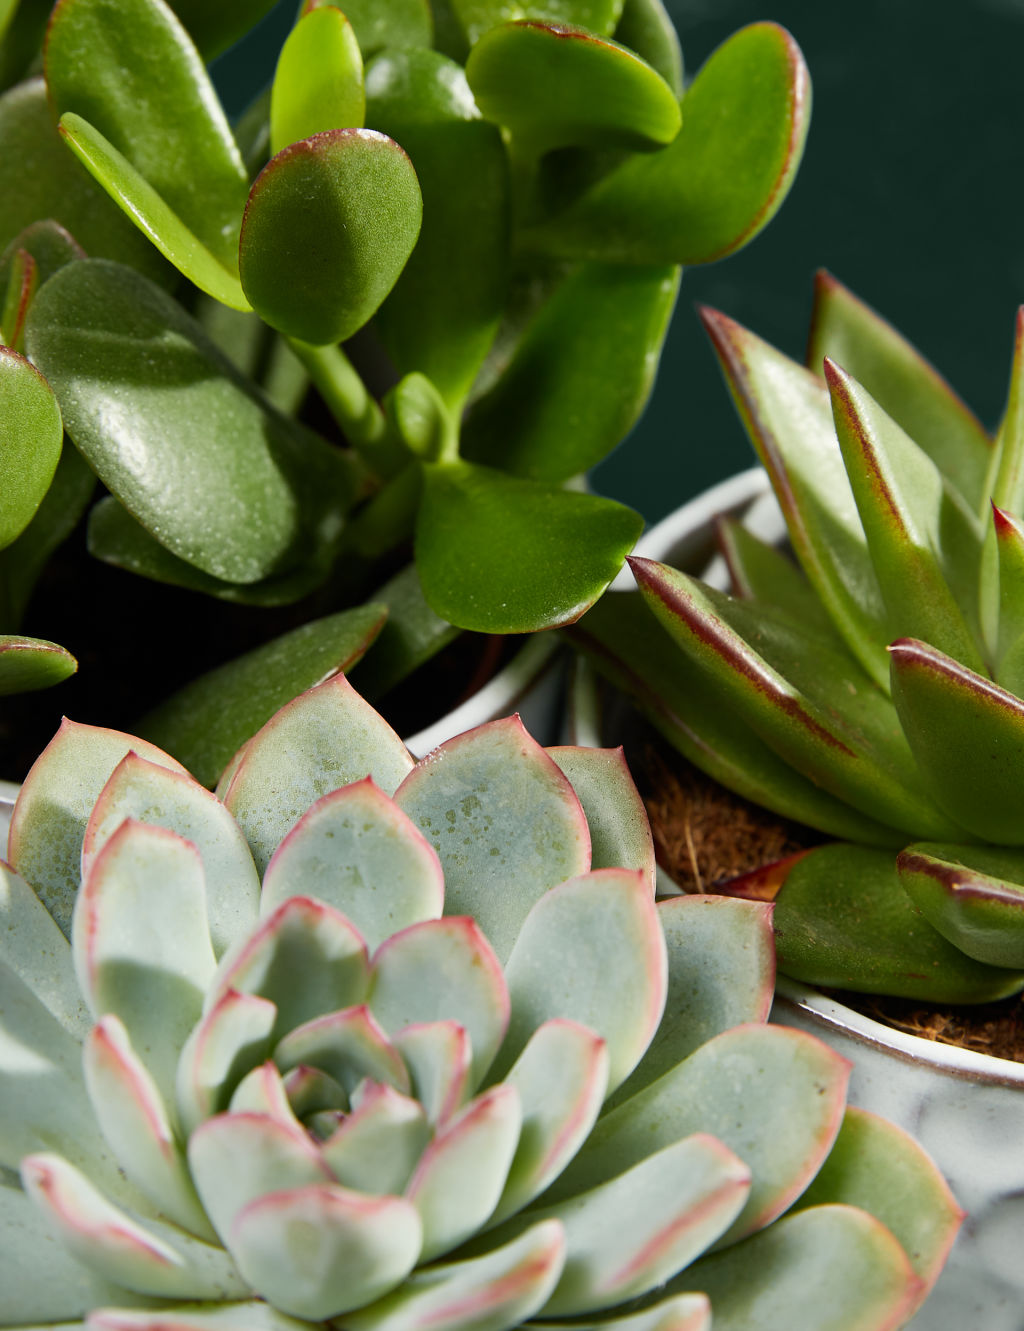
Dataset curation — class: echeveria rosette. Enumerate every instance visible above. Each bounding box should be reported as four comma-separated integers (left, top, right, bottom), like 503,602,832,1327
0,675,958,1329
571,272,1024,1001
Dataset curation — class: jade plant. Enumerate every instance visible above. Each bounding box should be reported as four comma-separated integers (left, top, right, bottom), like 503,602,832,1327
0,673,959,1328
572,272,1024,1005
0,0,809,774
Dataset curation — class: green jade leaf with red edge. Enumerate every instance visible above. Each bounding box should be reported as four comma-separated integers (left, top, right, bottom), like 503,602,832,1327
270,5,365,156
239,128,422,346
465,21,680,156
452,0,622,48
0,347,63,549
520,22,809,265
0,635,77,694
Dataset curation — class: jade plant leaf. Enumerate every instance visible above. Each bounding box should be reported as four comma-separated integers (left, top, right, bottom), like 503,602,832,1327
0,635,77,694
167,0,281,58
25,259,361,585
521,23,809,265
415,459,644,632
462,262,678,481
465,21,681,155
239,128,422,345
0,0,50,92
0,79,164,280
270,6,365,156
452,0,623,47
46,0,249,269
0,219,86,299
137,604,389,789
897,841,1024,969
807,271,993,514
0,347,63,548
612,0,682,96
366,48,509,409
1,246,35,349
304,0,434,56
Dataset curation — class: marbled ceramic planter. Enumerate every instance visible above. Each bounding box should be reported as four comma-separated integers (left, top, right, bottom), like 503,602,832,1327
575,466,1024,1331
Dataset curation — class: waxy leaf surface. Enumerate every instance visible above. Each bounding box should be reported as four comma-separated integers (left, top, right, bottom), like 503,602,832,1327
270,6,365,156
452,0,622,46
304,0,433,55
0,350,64,547
0,634,76,694
898,841,1024,969
612,0,682,94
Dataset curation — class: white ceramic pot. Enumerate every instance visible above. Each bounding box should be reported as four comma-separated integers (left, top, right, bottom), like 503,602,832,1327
576,466,1024,1331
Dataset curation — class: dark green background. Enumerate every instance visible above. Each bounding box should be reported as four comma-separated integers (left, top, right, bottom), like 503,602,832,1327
214,0,1024,523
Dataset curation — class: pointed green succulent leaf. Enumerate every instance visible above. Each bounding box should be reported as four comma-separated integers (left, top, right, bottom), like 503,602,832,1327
239,129,422,346
462,262,678,481
416,460,643,632
270,6,364,156
221,674,415,873
991,307,1024,517
520,23,808,265
26,260,360,584
0,860,88,1037
303,0,434,55
716,517,836,639
366,49,510,410
394,714,591,962
261,777,444,952
897,841,1024,969
612,0,683,96
56,113,249,308
7,717,186,936
394,1020,472,1126
465,21,681,155
547,744,655,888
0,345,63,548
136,605,388,789
452,0,622,46
0,634,77,694
891,637,1024,843
700,308,889,686
175,989,277,1136
807,272,993,513
764,841,1024,1001
321,1081,430,1194
992,504,1024,693
631,558,962,840
795,1106,962,1318
46,0,248,268
825,359,987,672
682,1205,919,1331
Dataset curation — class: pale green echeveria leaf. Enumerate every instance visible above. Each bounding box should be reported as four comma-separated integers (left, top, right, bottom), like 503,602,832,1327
0,443,94,628
497,868,666,1093
394,1021,471,1126
20,1152,246,1300
682,1204,919,1331
83,1016,213,1239
366,48,509,410
56,113,249,308
993,506,1024,693
630,558,963,842
71,821,217,1102
521,23,808,266
406,1083,521,1259
795,1106,962,1319
466,21,680,155
261,776,443,952
416,460,643,632
26,260,361,584
274,1004,411,1096
568,592,906,844
136,604,388,789
766,841,1024,1001
612,0,682,96
891,637,1024,843
716,517,836,640
88,1302,310,1330
207,896,370,1039
321,1080,430,1194
370,916,510,1087
532,1296,711,1331
221,673,415,874
81,753,260,957
0,78,166,282
553,1024,848,1250
700,308,889,687
175,988,277,1136
826,360,987,673
271,6,364,157
0,345,65,550
491,1134,749,1317
607,896,774,1107
0,860,88,1037
490,1018,608,1224
239,128,422,346
302,0,434,56
168,0,281,58
897,841,1024,970
0,634,76,692
345,1218,566,1331
462,262,678,481
45,0,248,269
807,271,993,516
7,715,186,935
394,713,591,962
229,1059,306,1123
230,1183,423,1319
547,744,655,888
452,0,622,46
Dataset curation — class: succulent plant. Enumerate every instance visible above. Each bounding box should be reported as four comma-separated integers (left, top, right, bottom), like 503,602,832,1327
571,272,1024,1004
1,672,959,1329
0,0,809,777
